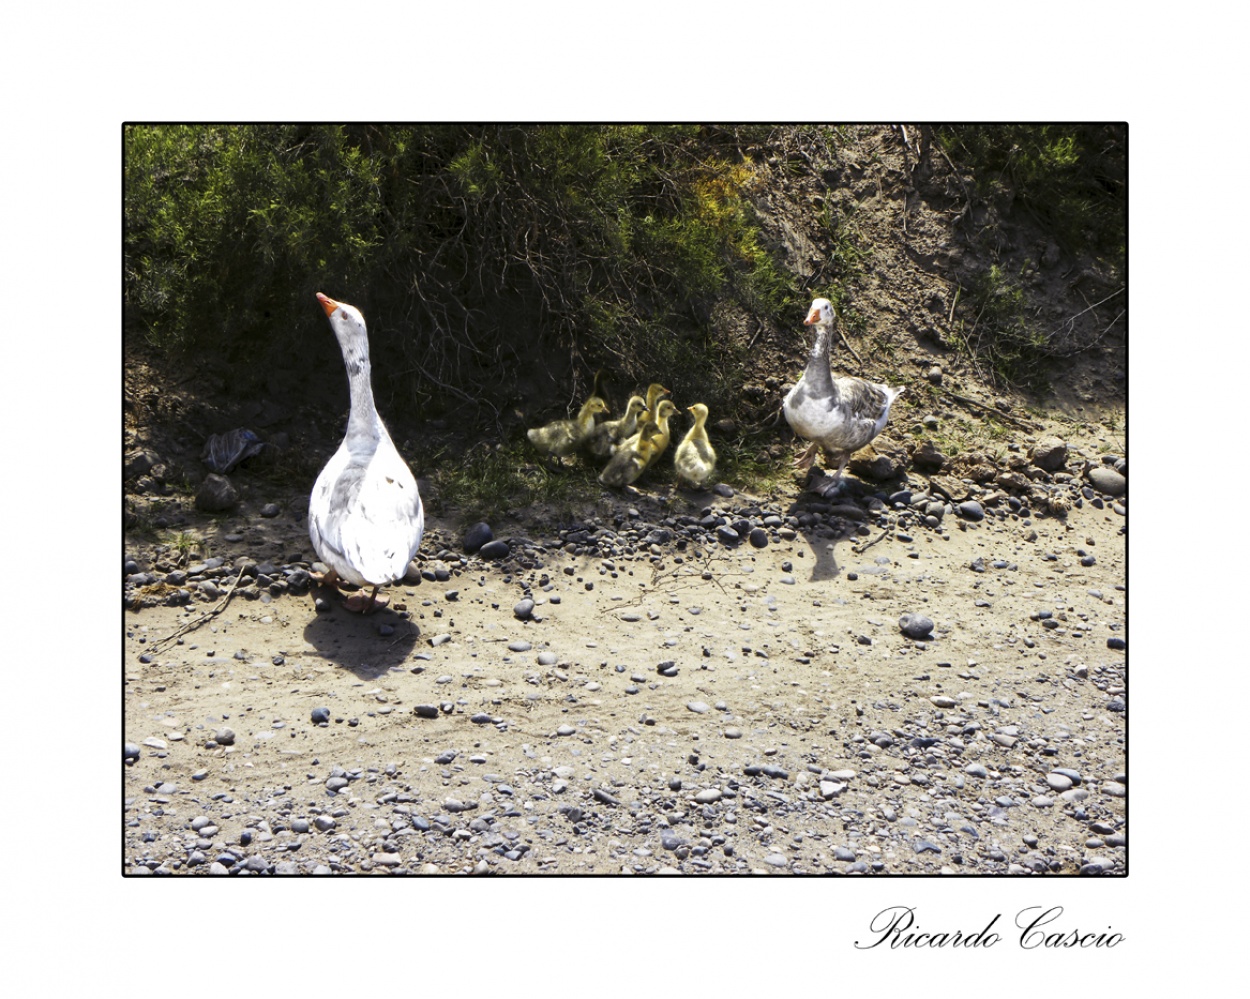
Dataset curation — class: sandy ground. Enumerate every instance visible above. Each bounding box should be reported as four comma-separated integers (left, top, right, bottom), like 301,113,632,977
124,419,1126,875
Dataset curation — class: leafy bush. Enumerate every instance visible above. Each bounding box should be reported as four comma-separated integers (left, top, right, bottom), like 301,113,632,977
937,124,1126,271
933,125,1127,391
124,125,800,421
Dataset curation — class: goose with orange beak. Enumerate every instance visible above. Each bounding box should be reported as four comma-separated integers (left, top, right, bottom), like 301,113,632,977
307,292,424,613
782,297,904,497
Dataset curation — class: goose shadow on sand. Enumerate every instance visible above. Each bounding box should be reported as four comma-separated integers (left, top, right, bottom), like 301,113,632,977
783,477,885,583
300,587,421,679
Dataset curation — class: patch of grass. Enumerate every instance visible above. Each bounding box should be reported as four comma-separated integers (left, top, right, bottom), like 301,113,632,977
165,529,201,557
425,439,602,526
946,264,1052,392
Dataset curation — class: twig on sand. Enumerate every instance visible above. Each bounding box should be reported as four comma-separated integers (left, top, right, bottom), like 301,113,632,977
945,391,1039,431
149,567,246,655
852,525,892,555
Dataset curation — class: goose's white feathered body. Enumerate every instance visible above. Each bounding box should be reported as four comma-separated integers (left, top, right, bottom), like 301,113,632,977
309,293,424,595
783,298,904,493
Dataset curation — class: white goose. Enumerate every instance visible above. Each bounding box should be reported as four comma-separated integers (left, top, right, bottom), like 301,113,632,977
308,292,424,613
783,297,905,497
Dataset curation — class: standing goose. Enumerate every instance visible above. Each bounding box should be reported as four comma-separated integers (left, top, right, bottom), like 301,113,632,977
308,292,424,613
674,403,717,488
783,297,905,497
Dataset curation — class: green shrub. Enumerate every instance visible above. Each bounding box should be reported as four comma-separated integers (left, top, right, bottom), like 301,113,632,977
937,124,1126,271
124,124,800,423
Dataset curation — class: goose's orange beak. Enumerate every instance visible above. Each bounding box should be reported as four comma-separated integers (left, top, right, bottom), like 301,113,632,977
804,307,820,325
316,292,339,318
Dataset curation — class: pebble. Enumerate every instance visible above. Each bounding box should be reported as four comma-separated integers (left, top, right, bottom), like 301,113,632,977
537,651,558,666
686,701,710,714
478,539,510,560
508,640,532,653
463,522,493,554
899,613,935,639
513,599,535,620
1087,467,1127,496
957,501,985,521
748,528,769,548
311,707,330,724
124,742,141,762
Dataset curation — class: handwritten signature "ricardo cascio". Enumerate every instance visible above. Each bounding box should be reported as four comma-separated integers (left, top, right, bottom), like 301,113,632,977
854,906,1125,950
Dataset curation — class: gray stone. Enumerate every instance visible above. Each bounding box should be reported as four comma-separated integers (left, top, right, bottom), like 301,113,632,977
957,501,985,521
478,539,510,560
1087,467,1127,496
196,474,239,513
1030,437,1068,471
899,613,935,639
463,522,493,554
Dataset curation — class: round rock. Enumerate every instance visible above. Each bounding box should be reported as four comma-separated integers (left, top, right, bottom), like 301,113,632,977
1087,467,1127,496
196,473,239,513
463,522,493,554
899,613,935,639
478,539,510,560
956,501,984,521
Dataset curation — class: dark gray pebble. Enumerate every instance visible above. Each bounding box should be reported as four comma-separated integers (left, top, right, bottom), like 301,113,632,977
957,501,985,521
463,522,493,554
478,539,510,560
311,707,330,724
898,613,935,639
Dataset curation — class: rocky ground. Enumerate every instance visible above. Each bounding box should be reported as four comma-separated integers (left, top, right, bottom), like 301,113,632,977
124,412,1126,876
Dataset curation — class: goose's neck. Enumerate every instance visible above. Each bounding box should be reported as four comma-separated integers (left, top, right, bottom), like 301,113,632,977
341,337,384,442
805,320,837,396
